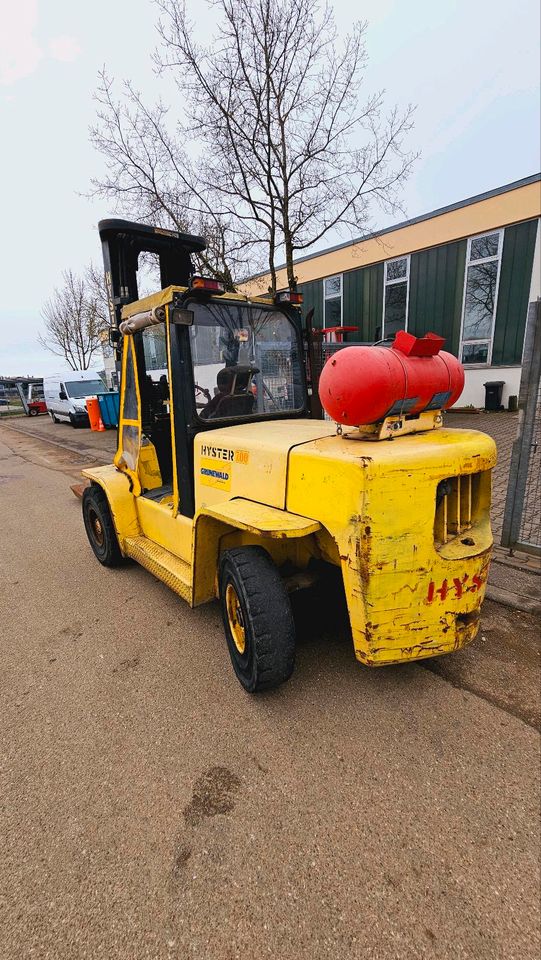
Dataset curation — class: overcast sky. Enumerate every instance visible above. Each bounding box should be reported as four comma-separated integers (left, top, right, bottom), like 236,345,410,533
0,0,539,376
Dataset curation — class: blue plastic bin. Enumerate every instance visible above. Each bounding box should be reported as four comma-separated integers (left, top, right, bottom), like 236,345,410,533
97,391,120,428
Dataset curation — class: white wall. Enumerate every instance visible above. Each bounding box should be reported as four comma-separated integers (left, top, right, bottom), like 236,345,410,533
528,220,541,301
456,366,522,408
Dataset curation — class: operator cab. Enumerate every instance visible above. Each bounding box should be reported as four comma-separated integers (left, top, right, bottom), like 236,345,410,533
189,297,305,419
99,219,308,516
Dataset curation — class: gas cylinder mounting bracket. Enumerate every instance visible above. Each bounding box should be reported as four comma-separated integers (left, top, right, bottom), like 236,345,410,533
341,409,443,441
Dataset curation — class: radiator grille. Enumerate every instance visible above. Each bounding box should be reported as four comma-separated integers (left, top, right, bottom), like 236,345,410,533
434,472,484,545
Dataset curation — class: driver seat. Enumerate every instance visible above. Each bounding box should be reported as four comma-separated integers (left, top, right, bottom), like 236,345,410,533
213,392,255,418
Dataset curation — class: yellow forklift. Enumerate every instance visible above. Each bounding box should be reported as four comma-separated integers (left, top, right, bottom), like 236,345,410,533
81,219,496,692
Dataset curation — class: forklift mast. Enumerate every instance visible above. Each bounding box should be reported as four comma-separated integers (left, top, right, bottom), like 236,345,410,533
98,219,207,329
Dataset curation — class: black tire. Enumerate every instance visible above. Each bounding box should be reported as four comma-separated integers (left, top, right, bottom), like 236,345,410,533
29,407,39,417
82,485,123,567
219,546,295,693
69,413,79,428
50,411,59,424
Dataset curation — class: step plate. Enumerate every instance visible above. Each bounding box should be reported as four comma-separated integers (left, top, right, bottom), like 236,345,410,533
124,536,192,603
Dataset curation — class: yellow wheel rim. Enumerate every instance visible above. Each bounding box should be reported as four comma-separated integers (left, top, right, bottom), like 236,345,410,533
225,583,246,654
89,509,104,547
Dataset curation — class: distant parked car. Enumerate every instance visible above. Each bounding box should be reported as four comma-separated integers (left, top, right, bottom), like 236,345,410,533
43,369,105,427
28,399,48,416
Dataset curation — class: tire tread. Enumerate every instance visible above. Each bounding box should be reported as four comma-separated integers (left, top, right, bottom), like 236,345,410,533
82,485,123,567
219,546,295,693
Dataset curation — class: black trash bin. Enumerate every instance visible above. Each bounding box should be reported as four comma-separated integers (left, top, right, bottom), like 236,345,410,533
483,380,505,411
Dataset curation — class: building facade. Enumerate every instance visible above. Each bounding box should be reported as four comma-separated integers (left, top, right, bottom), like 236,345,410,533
247,174,541,408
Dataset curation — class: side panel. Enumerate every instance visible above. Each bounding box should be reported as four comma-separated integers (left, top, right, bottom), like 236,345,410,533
492,219,539,365
298,279,323,329
408,240,467,354
342,263,384,341
192,421,336,512
136,498,193,563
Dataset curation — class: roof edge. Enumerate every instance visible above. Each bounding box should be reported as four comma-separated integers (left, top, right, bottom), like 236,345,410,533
245,172,541,282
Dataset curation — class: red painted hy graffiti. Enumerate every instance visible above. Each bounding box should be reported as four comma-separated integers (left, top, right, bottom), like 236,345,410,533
426,573,485,603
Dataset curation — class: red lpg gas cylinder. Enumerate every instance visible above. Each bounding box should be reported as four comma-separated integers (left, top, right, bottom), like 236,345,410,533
318,331,464,426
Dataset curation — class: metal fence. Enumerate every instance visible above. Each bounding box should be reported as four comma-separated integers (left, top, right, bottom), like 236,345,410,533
501,300,541,556
305,335,373,419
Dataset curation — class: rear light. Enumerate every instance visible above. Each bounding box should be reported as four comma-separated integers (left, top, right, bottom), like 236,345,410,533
190,275,225,294
275,290,303,305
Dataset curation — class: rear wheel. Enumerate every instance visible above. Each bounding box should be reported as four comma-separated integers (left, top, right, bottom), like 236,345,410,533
82,485,123,567
29,407,39,417
219,546,295,693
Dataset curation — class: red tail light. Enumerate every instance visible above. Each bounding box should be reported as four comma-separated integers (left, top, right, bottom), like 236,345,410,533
190,275,225,294
275,290,303,305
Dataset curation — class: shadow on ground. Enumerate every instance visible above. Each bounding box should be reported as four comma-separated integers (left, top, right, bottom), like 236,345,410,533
291,573,540,731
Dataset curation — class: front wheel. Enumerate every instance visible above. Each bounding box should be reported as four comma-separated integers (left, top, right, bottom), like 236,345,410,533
49,411,59,424
219,546,295,693
82,485,123,567
29,407,39,417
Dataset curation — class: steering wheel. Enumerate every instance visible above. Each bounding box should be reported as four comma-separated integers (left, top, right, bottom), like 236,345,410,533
195,383,212,409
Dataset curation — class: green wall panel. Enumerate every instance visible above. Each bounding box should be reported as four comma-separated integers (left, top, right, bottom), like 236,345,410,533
408,240,466,355
342,263,384,340
298,218,537,361
492,219,538,365
298,278,323,329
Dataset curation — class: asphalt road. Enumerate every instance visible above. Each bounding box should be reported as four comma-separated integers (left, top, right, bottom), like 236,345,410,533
0,424,539,960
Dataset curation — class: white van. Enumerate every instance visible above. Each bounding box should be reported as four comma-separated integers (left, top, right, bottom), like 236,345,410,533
43,369,105,427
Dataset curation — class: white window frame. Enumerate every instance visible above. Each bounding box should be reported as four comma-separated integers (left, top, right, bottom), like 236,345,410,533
382,255,410,338
459,229,504,367
323,274,343,328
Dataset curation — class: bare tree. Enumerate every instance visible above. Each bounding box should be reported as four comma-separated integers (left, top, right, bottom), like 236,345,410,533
39,269,106,370
89,72,261,288
89,0,415,294
154,0,416,291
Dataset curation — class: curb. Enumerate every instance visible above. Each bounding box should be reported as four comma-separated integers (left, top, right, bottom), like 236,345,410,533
492,545,541,574
485,584,541,614
0,419,111,465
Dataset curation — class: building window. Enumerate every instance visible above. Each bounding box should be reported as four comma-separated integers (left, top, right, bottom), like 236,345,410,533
383,256,409,338
323,275,342,327
460,230,503,364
